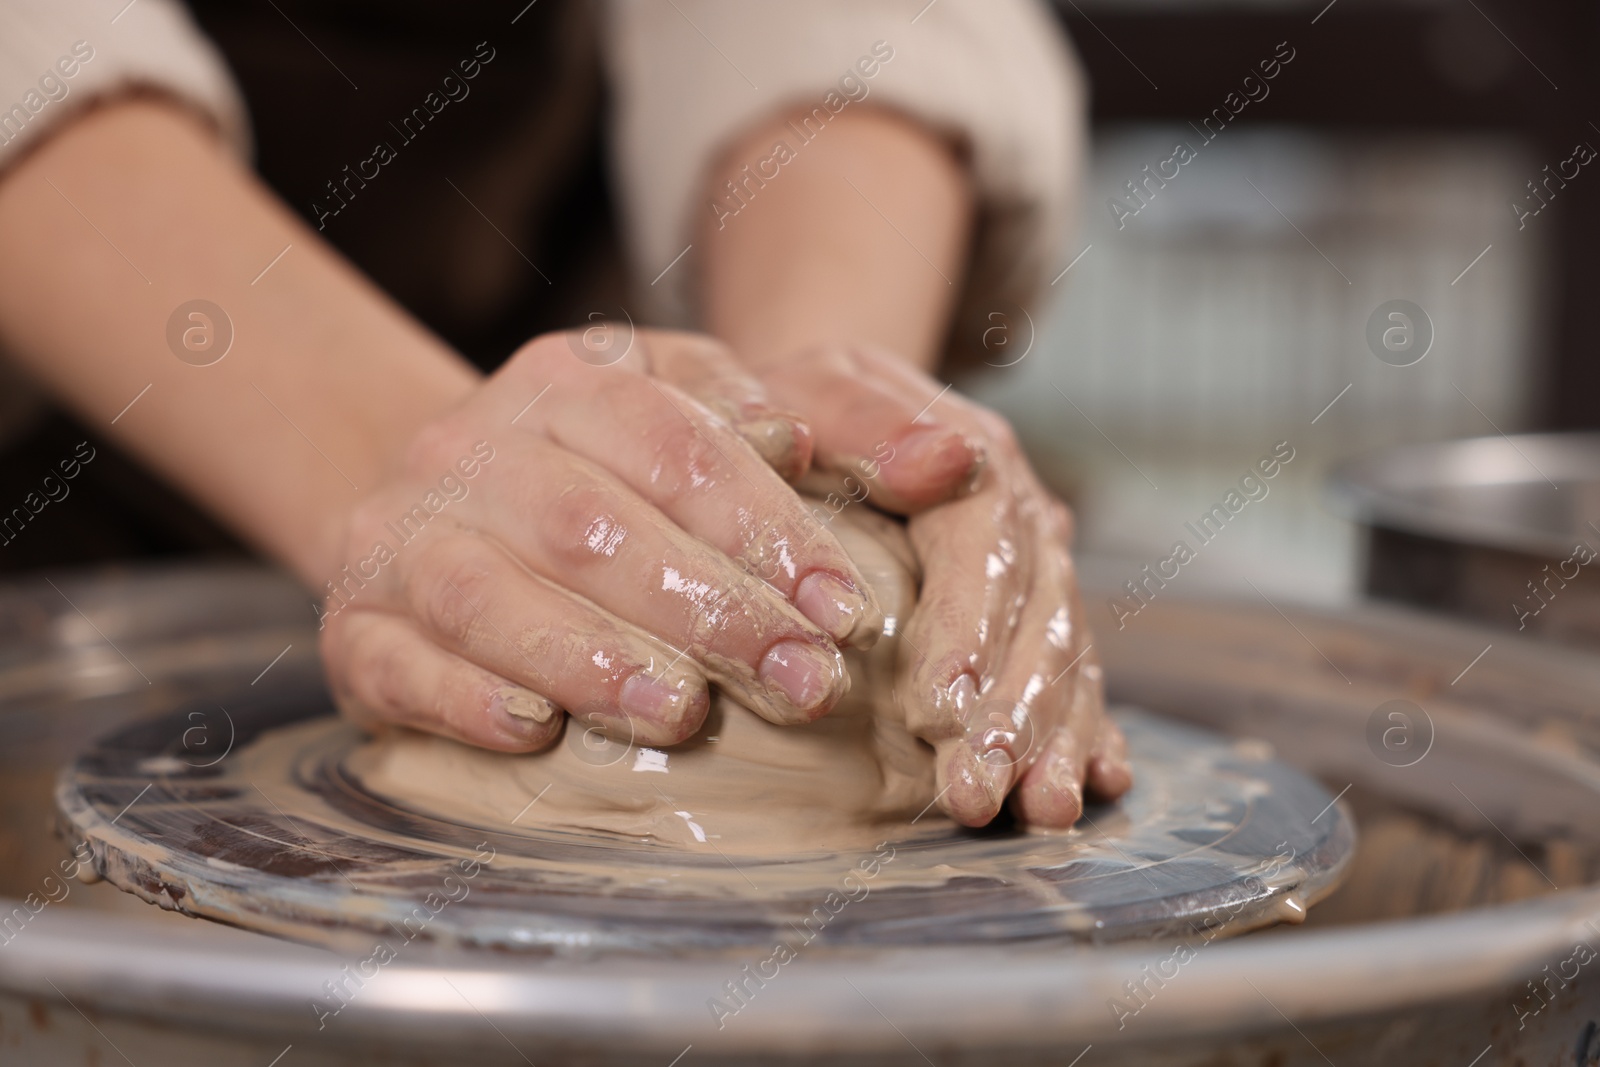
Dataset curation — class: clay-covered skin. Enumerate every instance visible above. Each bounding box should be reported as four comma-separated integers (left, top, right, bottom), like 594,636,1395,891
354,505,937,852
357,461,1130,847
759,345,1133,829
319,331,887,765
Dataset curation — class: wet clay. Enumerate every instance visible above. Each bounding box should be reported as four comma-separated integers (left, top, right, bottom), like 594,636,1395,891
351,505,943,854
65,704,1352,951
54,518,1354,951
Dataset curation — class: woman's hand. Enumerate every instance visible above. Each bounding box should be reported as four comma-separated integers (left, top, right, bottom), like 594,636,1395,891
759,343,1132,828
318,329,883,753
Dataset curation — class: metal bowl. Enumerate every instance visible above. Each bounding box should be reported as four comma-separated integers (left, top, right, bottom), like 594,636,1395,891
1327,431,1600,647
1,565,1598,1065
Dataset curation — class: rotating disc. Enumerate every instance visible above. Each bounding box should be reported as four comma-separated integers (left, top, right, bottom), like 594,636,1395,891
57,671,1353,955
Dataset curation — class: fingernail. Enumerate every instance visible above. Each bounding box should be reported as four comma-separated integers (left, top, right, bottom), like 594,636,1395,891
758,639,846,720
620,670,707,737
944,744,1004,827
492,686,559,741
794,571,881,648
1047,761,1085,821
890,424,985,495
736,412,813,483
937,672,979,720
974,701,1034,764
981,746,1015,802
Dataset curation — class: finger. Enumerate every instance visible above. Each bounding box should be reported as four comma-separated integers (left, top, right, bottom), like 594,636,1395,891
759,344,985,513
1015,647,1116,827
1013,724,1088,827
396,531,710,746
1086,711,1133,799
637,330,813,483
322,609,564,753
930,510,1084,828
897,485,1029,747
1013,558,1111,825
421,436,851,725
504,349,881,648
934,531,1075,825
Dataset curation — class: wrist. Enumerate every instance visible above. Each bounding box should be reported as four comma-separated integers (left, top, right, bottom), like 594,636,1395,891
699,106,971,374
293,355,480,589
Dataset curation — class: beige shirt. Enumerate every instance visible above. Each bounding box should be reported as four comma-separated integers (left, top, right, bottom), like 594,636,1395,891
603,0,1085,335
0,0,247,163
0,0,1083,346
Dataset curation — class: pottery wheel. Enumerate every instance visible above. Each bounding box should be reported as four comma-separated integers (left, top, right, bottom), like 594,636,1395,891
56,674,1354,955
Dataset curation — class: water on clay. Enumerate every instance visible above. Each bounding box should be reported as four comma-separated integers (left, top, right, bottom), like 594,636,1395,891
54,506,1355,953
350,504,937,856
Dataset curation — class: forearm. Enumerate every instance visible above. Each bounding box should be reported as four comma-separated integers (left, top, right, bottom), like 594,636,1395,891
700,106,973,373
0,99,478,584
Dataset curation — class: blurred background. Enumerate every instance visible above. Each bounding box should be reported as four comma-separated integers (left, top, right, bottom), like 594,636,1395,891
964,0,1588,611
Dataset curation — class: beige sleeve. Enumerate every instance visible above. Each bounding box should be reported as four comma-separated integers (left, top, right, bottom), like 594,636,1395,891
0,0,249,174
602,0,1085,343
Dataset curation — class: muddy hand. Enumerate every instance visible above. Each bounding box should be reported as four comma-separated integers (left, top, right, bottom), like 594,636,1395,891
319,330,883,754
758,343,1132,828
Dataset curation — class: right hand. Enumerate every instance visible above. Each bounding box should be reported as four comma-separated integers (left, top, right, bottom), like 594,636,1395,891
758,343,1131,829
317,330,883,753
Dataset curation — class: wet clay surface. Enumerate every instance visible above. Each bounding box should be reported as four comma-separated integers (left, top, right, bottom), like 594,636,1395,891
54,517,1351,956
53,504,1350,954
60,692,1354,955
17,564,1600,1066
352,507,932,855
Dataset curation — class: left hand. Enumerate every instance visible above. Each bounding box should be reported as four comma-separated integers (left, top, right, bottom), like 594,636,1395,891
756,343,1133,828
318,330,881,756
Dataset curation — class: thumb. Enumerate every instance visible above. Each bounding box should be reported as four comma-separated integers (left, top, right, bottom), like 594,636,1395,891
637,329,813,483
758,343,985,514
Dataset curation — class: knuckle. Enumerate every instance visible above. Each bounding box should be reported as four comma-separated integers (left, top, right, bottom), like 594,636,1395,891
327,616,414,720
402,420,471,482
409,539,496,646
646,418,731,503
514,626,591,696
365,638,423,718
542,481,632,572
342,496,397,554
648,409,710,460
